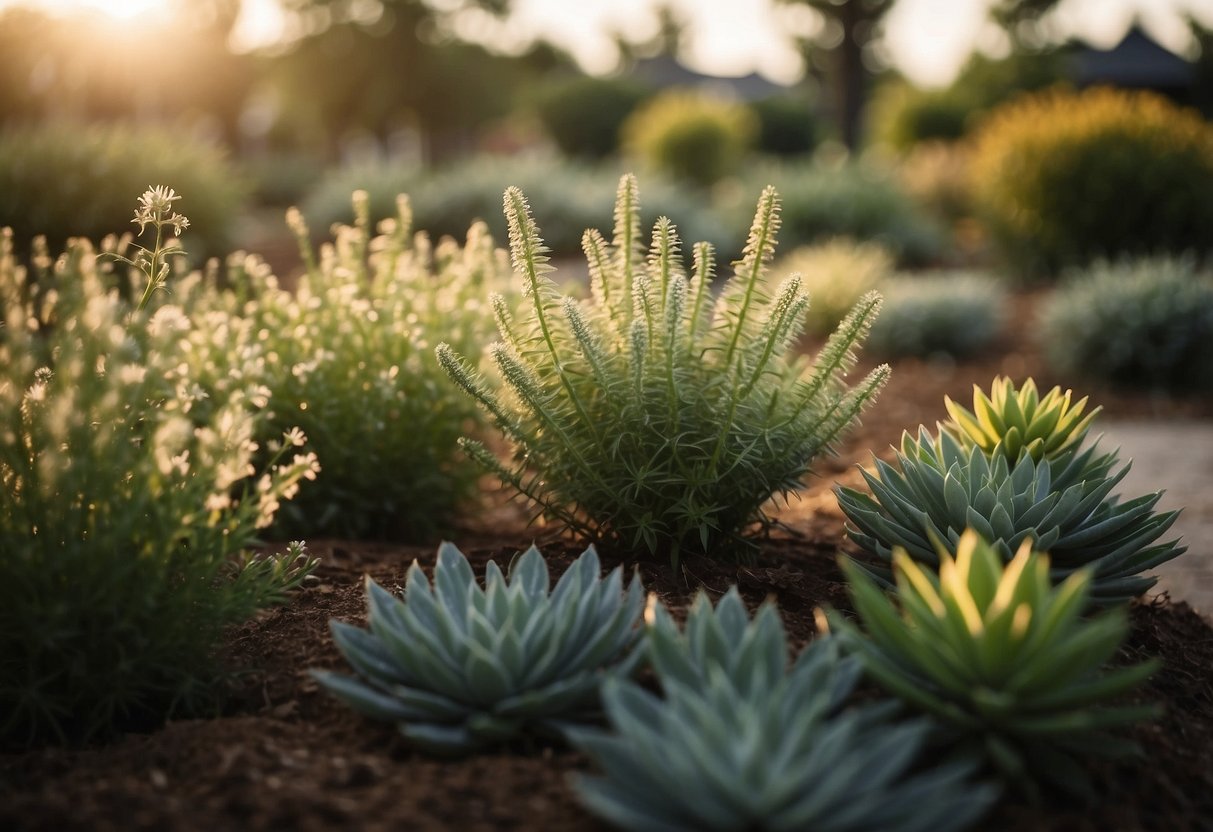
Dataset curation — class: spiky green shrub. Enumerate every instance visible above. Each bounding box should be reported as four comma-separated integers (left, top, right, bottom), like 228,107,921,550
739,160,944,265
835,530,1159,799
571,588,996,832
622,90,758,187
971,87,1213,275
941,377,1100,465
439,176,889,563
194,194,506,540
0,122,247,259
866,272,1005,359
773,237,893,336
835,426,1184,605
0,228,318,747
1038,257,1213,392
314,543,644,754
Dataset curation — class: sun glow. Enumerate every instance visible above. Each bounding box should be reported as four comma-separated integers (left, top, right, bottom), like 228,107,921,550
12,0,170,20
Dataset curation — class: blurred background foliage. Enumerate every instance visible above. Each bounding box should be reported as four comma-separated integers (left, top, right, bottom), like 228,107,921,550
0,0,1209,276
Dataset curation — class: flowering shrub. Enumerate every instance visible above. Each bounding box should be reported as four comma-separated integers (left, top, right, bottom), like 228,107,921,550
184,192,506,540
0,191,317,746
622,90,758,187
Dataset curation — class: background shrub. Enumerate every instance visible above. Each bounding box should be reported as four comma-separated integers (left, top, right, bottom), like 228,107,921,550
1038,256,1213,392
774,237,893,336
0,121,247,259
0,231,317,747
749,92,821,156
971,87,1213,276
531,74,653,159
867,272,1005,359
302,154,736,258
621,89,758,187
738,160,945,265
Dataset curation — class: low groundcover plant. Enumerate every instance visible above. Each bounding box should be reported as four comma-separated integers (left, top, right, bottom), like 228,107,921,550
315,543,645,754
571,588,996,832
834,530,1159,799
439,175,888,563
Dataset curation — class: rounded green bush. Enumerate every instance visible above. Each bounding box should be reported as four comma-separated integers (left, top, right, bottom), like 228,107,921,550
0,122,247,260
868,272,1006,358
740,160,944,265
971,87,1213,276
622,90,757,187
532,74,652,159
1039,257,1213,392
750,93,821,156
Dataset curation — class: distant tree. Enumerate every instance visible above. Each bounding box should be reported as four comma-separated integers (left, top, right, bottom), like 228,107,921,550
1188,14,1213,117
779,0,897,151
0,1,253,143
267,0,571,160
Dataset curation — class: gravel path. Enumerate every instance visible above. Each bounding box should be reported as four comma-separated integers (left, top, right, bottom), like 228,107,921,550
1101,421,1213,618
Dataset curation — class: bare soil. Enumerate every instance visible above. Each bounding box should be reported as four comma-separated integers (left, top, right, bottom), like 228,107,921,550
3,290,1212,831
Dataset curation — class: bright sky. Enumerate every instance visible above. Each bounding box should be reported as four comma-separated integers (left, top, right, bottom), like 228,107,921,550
4,0,1213,87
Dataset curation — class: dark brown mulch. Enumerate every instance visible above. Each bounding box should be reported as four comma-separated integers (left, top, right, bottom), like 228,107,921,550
2,290,1211,831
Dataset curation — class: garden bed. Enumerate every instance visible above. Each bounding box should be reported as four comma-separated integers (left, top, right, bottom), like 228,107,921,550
3,293,1212,831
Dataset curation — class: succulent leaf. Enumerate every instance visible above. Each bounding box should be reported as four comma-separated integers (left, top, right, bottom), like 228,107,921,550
572,587,996,832
942,377,1101,465
315,544,644,754
836,417,1184,605
835,529,1160,799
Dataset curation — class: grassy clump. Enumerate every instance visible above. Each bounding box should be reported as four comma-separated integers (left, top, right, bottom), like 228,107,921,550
867,272,1005,359
440,175,888,564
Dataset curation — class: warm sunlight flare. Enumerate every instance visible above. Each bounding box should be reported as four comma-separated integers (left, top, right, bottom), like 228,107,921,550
20,0,168,20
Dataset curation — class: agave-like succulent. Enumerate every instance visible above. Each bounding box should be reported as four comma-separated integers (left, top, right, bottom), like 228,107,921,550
836,426,1183,604
941,376,1100,464
314,543,644,754
834,529,1159,799
570,588,996,832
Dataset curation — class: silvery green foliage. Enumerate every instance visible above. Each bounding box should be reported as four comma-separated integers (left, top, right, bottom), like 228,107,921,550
1039,256,1213,392
836,427,1184,605
867,272,1006,359
315,544,645,754
438,175,888,563
570,588,996,832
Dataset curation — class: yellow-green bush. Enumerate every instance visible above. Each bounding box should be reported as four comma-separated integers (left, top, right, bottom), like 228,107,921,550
622,90,757,187
971,87,1213,276
773,237,893,336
